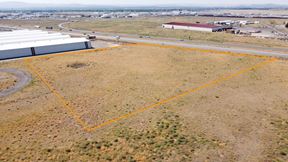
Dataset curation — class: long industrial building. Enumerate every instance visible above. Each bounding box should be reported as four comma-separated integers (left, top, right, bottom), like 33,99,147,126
0,30,92,60
162,22,226,32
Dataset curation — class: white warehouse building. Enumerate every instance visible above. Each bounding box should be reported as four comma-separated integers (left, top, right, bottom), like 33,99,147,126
0,30,92,60
162,22,226,32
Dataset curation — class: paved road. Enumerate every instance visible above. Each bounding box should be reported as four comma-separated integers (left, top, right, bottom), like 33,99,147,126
97,35,288,58
0,68,32,98
5,22,288,59
59,22,288,59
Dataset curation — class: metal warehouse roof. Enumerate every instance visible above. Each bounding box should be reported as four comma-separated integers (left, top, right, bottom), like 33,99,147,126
164,22,221,29
0,30,89,51
0,38,89,51
0,35,70,45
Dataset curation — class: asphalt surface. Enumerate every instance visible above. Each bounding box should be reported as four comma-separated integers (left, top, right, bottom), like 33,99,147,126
59,22,288,59
97,35,288,58
4,22,288,59
0,68,32,98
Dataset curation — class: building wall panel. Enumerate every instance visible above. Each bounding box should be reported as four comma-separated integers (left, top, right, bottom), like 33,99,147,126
0,30,91,60
0,48,32,60
35,42,87,55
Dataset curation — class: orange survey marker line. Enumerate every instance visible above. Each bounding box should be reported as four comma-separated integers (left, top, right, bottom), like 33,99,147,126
128,42,270,59
24,44,277,133
86,58,277,132
24,58,90,131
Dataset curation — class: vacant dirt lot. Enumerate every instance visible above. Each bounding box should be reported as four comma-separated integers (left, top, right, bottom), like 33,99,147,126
0,45,287,162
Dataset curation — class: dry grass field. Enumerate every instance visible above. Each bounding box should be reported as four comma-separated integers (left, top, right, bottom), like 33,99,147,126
0,44,287,161
67,16,288,48
0,19,64,30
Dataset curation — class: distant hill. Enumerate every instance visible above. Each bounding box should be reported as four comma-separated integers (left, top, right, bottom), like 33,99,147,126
0,1,287,10
0,1,89,10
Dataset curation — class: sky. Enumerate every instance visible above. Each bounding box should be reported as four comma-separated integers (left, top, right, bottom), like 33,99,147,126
0,0,288,6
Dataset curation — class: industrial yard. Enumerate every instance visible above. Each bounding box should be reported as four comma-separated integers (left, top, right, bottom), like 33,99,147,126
0,44,287,161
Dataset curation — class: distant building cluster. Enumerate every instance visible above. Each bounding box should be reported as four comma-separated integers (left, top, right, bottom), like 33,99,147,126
0,9,287,40
1,9,287,20
198,12,288,19
0,10,198,20
212,20,259,26
162,20,287,40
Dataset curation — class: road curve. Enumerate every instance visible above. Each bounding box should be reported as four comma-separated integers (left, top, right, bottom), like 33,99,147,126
0,68,32,98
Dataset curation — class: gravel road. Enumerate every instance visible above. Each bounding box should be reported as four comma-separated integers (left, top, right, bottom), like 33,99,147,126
0,68,32,98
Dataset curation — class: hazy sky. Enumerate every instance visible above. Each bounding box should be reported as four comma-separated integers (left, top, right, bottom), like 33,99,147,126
1,0,288,5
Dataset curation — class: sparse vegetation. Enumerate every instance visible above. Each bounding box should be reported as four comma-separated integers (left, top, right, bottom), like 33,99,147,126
1,112,220,161
269,119,288,162
0,45,287,161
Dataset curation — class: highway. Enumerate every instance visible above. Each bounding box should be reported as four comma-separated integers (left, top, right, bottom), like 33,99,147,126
97,35,288,58
58,22,288,59
5,22,287,59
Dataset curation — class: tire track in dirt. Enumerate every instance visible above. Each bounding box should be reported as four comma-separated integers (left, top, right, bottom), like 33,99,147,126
0,68,32,98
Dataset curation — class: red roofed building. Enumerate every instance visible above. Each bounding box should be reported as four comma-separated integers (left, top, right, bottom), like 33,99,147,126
162,22,226,32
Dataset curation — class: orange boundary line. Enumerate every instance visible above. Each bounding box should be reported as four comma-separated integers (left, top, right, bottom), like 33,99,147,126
86,58,276,132
24,44,277,133
24,58,90,131
24,41,271,60
16,39,274,61
129,42,270,59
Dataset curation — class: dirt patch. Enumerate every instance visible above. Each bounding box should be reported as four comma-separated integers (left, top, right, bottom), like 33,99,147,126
67,62,89,69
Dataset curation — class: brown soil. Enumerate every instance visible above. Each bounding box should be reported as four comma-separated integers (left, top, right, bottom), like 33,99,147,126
0,45,287,162
0,72,17,91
